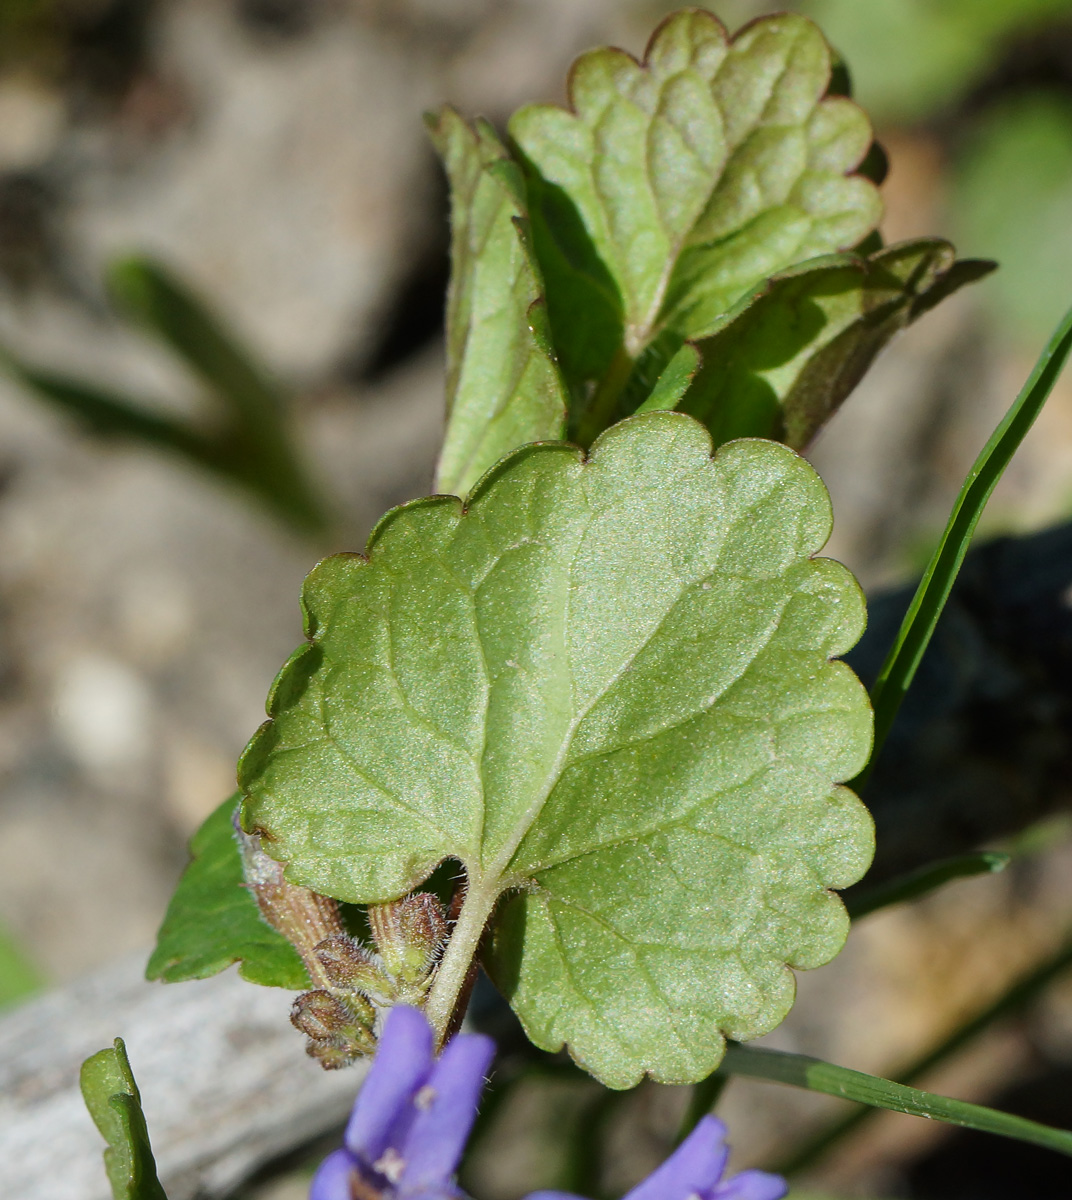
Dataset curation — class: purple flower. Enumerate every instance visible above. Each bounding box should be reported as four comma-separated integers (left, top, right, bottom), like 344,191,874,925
310,1006,494,1200
311,1006,786,1200
525,1114,787,1200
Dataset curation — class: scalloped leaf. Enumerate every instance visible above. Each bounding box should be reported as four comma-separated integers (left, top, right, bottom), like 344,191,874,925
146,795,310,989
510,10,882,410
80,1039,167,1200
676,238,995,449
427,108,569,496
240,412,873,1087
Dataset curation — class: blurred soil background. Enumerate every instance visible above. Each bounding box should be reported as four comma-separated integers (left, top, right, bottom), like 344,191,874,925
3,1,1072,1197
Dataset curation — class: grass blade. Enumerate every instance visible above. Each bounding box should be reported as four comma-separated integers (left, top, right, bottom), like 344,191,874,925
864,304,1072,778
771,931,1072,1173
108,257,329,534
0,352,214,464
720,1042,1072,1159
846,851,1010,919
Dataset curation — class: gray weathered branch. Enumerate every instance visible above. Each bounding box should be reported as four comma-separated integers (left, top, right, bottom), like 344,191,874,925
0,952,363,1200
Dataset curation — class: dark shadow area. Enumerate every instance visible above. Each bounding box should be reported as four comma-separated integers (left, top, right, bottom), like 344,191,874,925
352,161,451,383
848,519,1072,886
905,1064,1072,1198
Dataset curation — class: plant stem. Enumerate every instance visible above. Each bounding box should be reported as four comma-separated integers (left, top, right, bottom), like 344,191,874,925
423,879,498,1044
675,1070,729,1145
573,346,635,446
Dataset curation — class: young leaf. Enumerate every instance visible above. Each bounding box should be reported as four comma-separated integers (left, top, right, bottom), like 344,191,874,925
146,795,311,989
428,108,569,496
510,10,882,423
80,1039,168,1200
676,239,995,449
634,343,701,413
240,412,874,1088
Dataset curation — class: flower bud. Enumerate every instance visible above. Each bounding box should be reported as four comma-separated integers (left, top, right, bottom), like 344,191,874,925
368,893,448,986
305,1038,361,1071
314,934,390,997
291,989,376,1053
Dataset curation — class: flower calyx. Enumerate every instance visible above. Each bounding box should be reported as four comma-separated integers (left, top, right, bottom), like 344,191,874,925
292,892,450,1070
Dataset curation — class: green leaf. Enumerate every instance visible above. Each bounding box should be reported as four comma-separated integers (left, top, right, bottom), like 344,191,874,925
108,257,328,534
146,794,311,989
635,343,701,413
774,929,1072,1174
864,301,1072,780
427,108,569,496
80,1039,168,1200
720,1042,1072,1159
676,239,994,450
510,10,882,416
240,412,874,1088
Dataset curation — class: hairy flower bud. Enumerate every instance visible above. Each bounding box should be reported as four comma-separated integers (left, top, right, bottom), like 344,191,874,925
314,934,390,998
291,989,376,1053
368,893,448,986
305,1038,364,1071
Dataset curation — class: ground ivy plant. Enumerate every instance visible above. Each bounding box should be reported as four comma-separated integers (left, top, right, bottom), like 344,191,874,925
146,6,988,1085
84,7,1072,1196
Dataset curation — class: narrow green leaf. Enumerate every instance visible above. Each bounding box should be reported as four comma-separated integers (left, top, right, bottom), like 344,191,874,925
108,256,328,534
774,930,1072,1174
80,1039,168,1200
240,412,873,1087
635,343,701,413
427,108,569,496
721,1043,1072,1158
0,350,216,464
108,257,287,426
146,794,310,989
677,240,994,449
866,302,1072,777
846,851,1010,920
511,10,881,413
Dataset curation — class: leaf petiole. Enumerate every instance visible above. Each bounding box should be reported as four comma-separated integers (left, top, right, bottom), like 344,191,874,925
423,877,500,1045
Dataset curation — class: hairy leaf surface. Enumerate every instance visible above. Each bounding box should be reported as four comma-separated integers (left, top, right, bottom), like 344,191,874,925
428,108,569,496
240,412,874,1087
146,795,310,989
678,239,995,449
510,10,882,403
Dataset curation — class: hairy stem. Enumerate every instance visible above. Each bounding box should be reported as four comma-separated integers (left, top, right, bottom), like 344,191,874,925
423,879,498,1044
